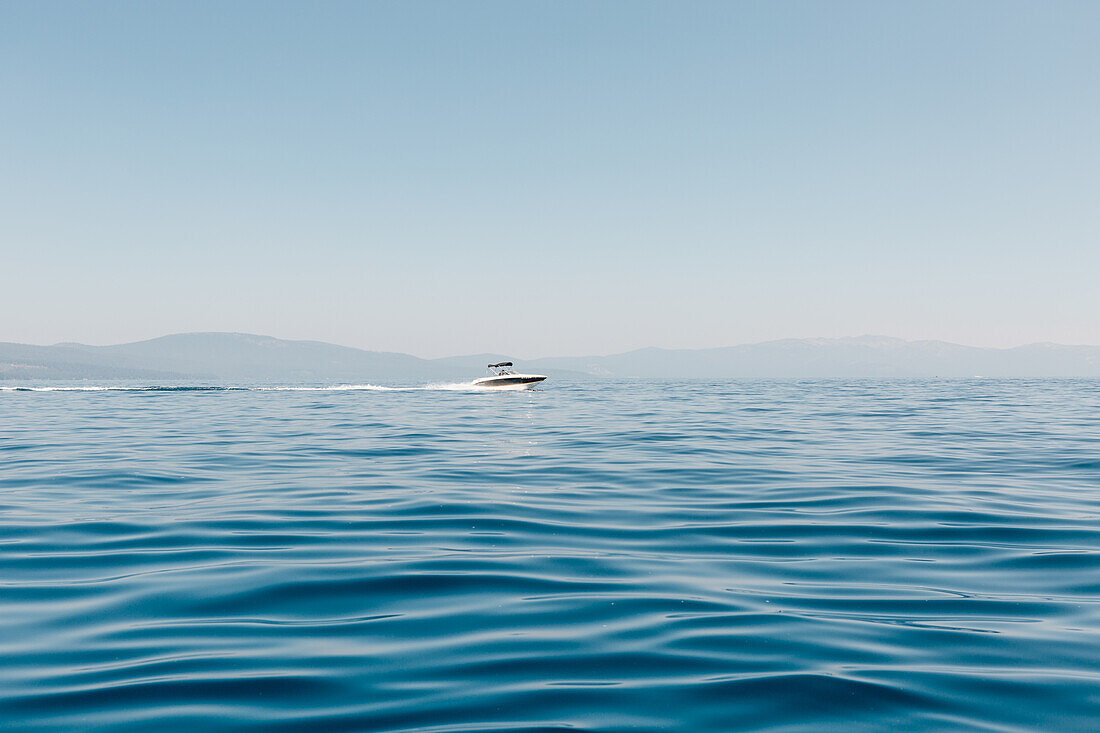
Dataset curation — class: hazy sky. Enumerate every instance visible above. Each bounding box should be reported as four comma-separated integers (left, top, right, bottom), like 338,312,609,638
2,1,1098,358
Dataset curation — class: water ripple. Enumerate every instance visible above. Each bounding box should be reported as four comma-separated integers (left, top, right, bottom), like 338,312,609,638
2,379,1099,731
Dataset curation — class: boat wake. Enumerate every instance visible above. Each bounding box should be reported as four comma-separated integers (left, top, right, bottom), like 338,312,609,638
1,382,537,393
259,382,509,392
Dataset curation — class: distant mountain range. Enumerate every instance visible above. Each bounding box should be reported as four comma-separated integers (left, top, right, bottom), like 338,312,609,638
2,333,1100,381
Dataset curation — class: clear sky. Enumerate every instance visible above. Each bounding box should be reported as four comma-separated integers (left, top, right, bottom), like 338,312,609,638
2,1,1098,358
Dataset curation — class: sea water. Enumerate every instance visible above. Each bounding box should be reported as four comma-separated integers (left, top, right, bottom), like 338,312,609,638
1,379,1098,731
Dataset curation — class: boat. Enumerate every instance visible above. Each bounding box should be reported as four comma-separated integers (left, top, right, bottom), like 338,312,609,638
472,362,547,389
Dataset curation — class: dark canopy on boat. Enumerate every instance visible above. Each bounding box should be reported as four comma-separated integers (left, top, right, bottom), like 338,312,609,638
488,362,513,368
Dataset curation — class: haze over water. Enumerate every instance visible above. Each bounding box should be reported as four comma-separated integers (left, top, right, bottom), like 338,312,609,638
3,379,1099,731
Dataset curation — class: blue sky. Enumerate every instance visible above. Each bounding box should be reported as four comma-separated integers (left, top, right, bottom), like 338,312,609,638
2,1,1098,357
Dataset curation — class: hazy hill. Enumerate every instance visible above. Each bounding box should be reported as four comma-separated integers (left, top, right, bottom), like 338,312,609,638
524,336,1100,378
3,333,1100,381
0,342,191,380
0,333,453,382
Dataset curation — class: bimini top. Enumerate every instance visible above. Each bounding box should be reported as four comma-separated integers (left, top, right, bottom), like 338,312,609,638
488,362,513,368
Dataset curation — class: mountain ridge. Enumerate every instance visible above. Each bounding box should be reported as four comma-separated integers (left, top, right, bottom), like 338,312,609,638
3,332,1100,380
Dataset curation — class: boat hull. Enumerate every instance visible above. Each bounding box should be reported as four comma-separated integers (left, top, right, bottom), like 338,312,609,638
472,374,547,389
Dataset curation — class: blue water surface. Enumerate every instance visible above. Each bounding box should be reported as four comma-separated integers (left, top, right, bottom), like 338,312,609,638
2,379,1099,731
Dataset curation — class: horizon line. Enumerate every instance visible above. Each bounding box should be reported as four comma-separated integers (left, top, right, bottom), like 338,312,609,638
6,331,1100,362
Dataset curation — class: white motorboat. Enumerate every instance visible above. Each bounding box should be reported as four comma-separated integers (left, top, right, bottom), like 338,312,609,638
472,362,547,389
